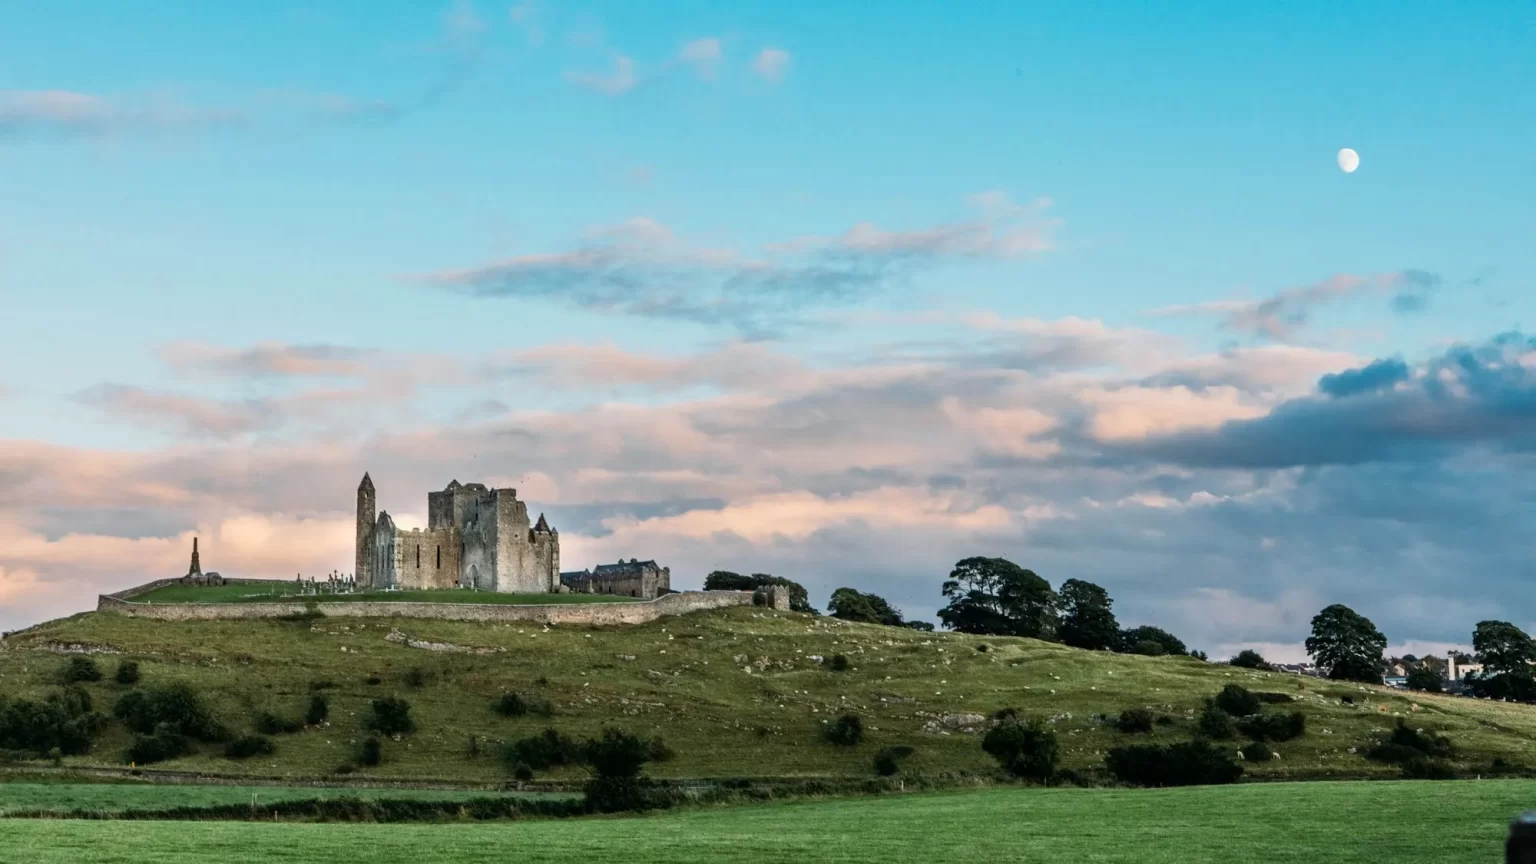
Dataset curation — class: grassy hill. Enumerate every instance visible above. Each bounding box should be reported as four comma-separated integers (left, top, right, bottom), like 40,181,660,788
3,605,1535,783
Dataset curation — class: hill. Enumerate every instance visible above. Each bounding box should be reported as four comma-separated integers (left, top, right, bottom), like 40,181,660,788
2,606,1534,783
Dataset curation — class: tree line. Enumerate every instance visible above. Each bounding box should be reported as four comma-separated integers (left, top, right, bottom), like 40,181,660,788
708,557,1203,659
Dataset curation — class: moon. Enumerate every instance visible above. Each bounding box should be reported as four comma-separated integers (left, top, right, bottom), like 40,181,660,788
1337,148,1360,173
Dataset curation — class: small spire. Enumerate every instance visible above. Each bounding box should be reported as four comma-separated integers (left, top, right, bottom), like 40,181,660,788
534,513,550,532
359,472,374,491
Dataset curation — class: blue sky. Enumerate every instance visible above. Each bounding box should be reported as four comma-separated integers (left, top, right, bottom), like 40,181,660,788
2,1,1534,660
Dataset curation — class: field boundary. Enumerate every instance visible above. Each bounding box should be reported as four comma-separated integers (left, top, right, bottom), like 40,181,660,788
93,581,779,625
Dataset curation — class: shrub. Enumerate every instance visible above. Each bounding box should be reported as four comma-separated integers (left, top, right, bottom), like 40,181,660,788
647,735,676,762
364,675,382,686
1130,640,1166,657
126,724,192,765
1406,665,1444,693
0,688,108,757
976,644,989,653
874,745,915,776
1154,715,1175,727
1238,711,1306,742
828,654,850,672
1256,692,1295,704
1365,719,1454,764
403,668,429,689
1401,757,1456,780
254,711,303,735
1240,741,1272,763
113,683,226,741
825,713,864,747
496,693,529,717
368,697,415,736
305,695,329,726
1213,684,1261,717
511,762,535,782
507,728,579,771
308,680,336,692
1196,701,1235,739
60,657,102,684
359,737,382,767
224,735,274,760
581,728,665,814
114,661,141,685
1116,708,1154,734
982,715,1058,782
1229,650,1272,671
1105,740,1243,787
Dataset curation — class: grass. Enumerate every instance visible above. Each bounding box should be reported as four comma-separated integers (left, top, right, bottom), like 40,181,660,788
0,780,1530,862
4,605,1536,783
130,584,633,605
0,782,571,815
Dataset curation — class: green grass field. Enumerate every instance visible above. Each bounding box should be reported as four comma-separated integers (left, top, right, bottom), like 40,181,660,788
4,605,1536,783
0,782,571,815
0,780,1529,863
130,584,632,605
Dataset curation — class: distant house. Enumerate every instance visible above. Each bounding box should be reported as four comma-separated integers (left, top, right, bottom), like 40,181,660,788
560,559,671,599
1447,657,1484,681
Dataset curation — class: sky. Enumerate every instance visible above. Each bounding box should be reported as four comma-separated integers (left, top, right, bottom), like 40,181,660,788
1,1,1534,661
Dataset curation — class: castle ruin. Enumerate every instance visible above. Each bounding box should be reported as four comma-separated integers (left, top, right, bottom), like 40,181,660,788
355,474,560,593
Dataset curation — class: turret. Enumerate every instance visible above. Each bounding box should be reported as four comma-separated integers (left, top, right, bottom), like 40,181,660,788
356,472,376,588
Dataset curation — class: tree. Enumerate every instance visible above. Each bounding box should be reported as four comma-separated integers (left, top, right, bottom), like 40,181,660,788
828,588,907,627
705,571,817,614
1473,621,1536,678
1228,650,1272,671
1304,604,1387,684
1119,626,1187,657
1405,665,1444,693
1057,579,1120,651
937,557,1058,639
901,620,936,632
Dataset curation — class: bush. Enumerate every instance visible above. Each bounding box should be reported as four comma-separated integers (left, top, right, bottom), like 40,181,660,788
1401,757,1457,780
1238,711,1306,742
507,728,579,771
403,668,429,689
126,724,192,765
364,675,382,686
1197,701,1235,739
306,695,329,726
1365,719,1454,764
1213,684,1261,717
647,735,676,762
1116,708,1154,734
60,657,102,684
114,661,141,685
1240,741,1272,763
308,680,336,692
581,727,665,814
1105,739,1243,787
874,745,915,776
254,711,303,735
359,737,382,767
1406,665,1444,693
1130,640,1166,657
113,683,226,741
982,715,1058,782
1256,692,1295,704
826,714,864,747
0,688,108,757
1228,650,1272,671
828,654,850,672
224,735,274,760
368,697,415,736
976,644,989,653
496,693,529,717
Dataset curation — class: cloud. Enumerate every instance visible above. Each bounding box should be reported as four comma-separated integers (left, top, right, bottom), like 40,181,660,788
508,1,545,45
753,47,791,81
680,38,724,79
1149,271,1438,341
423,196,1058,334
10,312,1536,660
567,54,638,95
0,90,242,140
157,342,375,379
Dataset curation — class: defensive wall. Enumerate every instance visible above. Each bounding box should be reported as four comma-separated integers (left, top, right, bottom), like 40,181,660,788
96,581,789,625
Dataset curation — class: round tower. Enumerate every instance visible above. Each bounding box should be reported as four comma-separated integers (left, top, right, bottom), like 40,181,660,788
356,473,376,588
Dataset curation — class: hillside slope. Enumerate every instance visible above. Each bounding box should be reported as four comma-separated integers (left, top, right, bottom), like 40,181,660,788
2,607,1533,783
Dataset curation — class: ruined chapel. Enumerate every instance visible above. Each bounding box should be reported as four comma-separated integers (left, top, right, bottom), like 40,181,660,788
355,474,560,593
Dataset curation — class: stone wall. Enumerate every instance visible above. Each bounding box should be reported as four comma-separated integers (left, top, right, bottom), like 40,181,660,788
97,586,765,626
